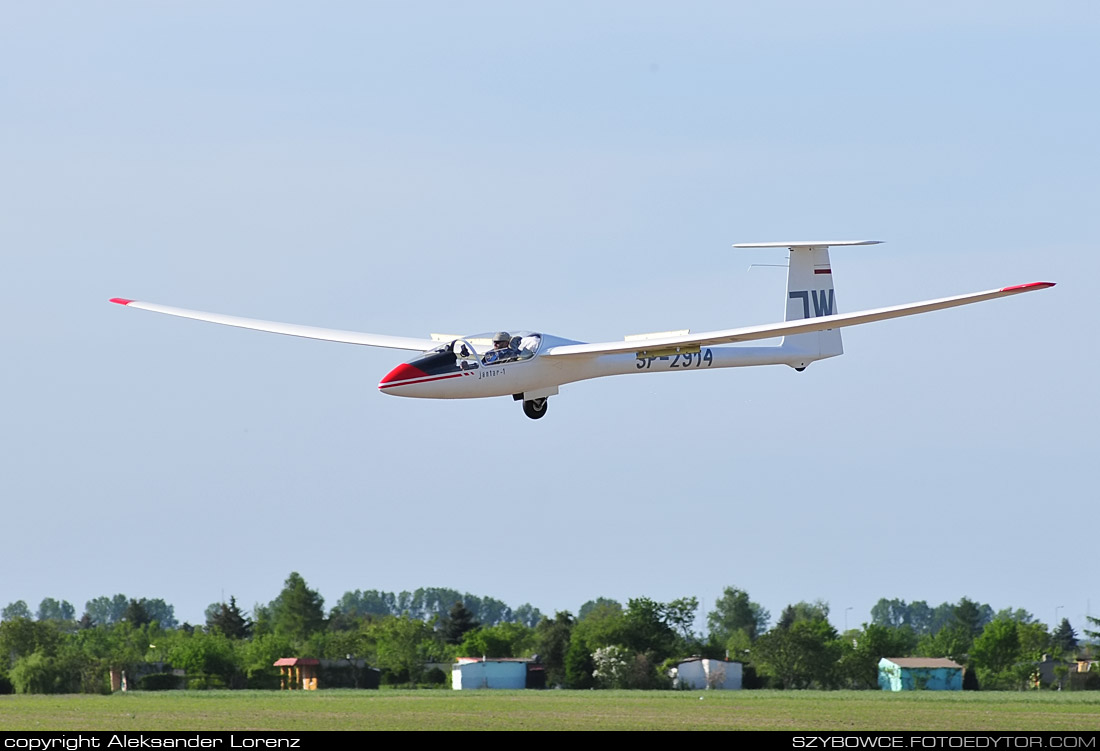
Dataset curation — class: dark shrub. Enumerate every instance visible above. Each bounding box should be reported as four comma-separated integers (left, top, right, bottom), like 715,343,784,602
139,673,182,691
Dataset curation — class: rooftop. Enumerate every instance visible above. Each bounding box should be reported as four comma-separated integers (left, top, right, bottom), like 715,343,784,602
883,657,962,669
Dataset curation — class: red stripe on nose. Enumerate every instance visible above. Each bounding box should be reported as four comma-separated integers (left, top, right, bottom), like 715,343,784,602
379,363,429,385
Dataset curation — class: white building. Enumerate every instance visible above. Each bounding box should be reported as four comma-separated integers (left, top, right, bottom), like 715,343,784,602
673,658,742,690
452,657,531,690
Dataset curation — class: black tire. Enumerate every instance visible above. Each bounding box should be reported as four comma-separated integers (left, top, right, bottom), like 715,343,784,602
522,398,548,420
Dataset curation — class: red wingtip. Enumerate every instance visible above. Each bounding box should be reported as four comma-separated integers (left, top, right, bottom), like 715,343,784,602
109,298,134,305
1001,282,1055,292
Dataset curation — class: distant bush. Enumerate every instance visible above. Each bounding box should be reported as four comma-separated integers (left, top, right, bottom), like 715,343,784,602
318,662,379,689
10,652,75,694
246,669,281,690
1068,671,1100,691
138,673,181,691
741,664,764,690
186,674,227,690
963,668,981,691
380,668,410,686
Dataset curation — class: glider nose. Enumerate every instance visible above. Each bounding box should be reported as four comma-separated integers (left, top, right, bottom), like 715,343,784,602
378,363,428,395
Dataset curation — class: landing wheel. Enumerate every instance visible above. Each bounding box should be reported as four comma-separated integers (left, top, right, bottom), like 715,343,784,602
522,398,548,420
795,366,807,372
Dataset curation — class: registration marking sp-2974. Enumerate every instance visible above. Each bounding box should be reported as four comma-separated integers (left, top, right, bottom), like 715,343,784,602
636,349,715,370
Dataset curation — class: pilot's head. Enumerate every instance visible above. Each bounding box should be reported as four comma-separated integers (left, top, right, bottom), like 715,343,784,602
493,332,510,349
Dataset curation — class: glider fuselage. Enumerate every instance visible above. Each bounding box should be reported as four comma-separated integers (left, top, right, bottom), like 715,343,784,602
377,334,814,399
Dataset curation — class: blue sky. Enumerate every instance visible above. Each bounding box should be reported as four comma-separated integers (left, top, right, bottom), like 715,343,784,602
2,1,1096,634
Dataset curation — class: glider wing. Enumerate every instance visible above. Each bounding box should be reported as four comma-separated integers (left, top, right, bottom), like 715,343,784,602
109,298,437,352
541,283,1055,358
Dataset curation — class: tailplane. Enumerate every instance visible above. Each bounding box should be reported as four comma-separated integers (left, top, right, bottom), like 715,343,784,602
733,240,882,369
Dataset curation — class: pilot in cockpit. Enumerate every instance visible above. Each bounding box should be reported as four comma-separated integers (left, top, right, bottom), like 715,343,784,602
482,331,518,365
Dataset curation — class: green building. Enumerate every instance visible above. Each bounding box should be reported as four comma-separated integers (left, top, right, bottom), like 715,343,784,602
878,657,963,691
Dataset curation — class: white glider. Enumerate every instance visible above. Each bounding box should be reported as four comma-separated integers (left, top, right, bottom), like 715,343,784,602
111,241,1053,419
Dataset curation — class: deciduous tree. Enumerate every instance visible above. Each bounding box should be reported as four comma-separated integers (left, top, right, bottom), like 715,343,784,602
619,597,678,662
915,623,972,662
512,603,543,629
578,598,621,621
366,615,444,685
564,638,596,689
166,631,241,688
994,608,1035,624
777,600,829,631
708,587,769,645
908,601,933,635
753,616,840,689
140,599,178,629
665,597,699,644
870,599,933,635
9,651,73,694
35,599,75,623
83,595,129,626
458,622,534,659
1,602,32,622
970,618,1025,690
0,618,61,670
870,598,908,630
534,611,573,687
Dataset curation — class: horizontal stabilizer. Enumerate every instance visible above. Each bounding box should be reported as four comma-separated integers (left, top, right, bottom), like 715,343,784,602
733,240,883,249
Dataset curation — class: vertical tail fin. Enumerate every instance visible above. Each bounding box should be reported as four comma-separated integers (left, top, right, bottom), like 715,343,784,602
784,243,843,361
734,240,882,368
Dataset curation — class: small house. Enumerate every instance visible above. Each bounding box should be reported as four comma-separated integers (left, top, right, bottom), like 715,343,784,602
274,657,320,690
672,658,742,690
452,657,542,690
878,657,963,691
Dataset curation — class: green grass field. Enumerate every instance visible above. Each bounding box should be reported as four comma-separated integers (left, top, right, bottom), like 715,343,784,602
2,690,1100,731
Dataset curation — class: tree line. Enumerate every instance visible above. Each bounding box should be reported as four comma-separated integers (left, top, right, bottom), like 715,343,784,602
1,574,1095,693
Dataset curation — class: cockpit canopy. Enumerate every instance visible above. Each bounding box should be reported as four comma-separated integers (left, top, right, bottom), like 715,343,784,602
462,331,541,364
406,332,542,375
